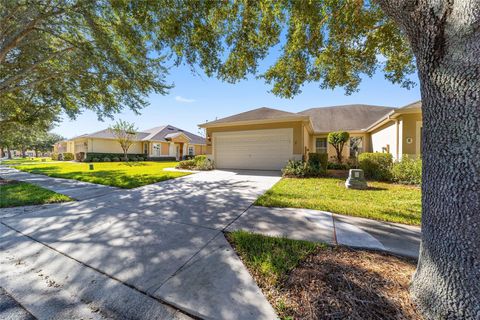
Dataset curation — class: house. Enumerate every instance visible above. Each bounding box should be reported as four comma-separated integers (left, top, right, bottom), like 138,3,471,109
198,101,422,170
53,125,206,161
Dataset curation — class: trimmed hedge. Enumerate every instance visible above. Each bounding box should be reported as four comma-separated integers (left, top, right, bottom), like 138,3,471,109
358,152,393,181
392,156,422,185
327,162,349,170
147,156,176,162
62,152,74,161
85,153,145,162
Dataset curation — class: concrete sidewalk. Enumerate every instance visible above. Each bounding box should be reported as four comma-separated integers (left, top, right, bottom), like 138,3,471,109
228,206,421,258
0,166,117,200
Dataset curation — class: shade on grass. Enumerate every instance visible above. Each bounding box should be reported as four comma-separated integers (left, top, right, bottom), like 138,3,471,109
15,161,190,189
255,177,421,225
0,157,52,165
0,181,71,208
226,230,322,287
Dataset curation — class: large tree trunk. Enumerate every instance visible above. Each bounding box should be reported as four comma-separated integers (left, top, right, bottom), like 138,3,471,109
378,0,480,318
7,146,12,159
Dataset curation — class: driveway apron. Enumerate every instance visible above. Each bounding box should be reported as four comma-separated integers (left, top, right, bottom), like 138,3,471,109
1,169,282,320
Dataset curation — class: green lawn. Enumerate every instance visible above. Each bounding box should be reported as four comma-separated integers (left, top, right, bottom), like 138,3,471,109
255,177,421,225
226,230,322,287
14,161,190,188
0,181,72,208
0,157,52,165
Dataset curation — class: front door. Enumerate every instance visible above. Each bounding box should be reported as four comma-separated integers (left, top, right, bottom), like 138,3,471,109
176,145,180,160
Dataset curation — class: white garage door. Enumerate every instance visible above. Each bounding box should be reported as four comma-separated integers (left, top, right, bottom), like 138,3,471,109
213,128,294,170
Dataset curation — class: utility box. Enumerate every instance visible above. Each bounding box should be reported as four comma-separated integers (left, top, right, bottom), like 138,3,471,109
345,169,367,190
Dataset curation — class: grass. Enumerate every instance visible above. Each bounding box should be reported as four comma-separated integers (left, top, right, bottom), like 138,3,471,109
226,230,322,287
255,177,421,225
0,181,72,208
0,157,52,165
14,161,190,189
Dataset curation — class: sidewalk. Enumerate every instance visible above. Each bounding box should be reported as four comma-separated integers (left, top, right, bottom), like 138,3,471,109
228,206,421,258
0,166,118,201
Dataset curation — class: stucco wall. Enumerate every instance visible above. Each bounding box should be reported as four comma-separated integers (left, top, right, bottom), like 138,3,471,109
400,113,423,156
370,121,397,157
87,138,143,154
205,121,305,155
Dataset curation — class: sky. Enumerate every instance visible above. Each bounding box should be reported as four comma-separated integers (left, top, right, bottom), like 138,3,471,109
54,62,421,139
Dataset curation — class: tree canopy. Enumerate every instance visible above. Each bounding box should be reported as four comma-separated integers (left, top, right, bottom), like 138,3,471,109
0,1,170,127
1,0,415,129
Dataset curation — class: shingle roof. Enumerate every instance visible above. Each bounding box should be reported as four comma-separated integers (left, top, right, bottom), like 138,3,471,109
399,100,422,110
141,125,205,144
199,107,307,127
298,105,395,132
82,129,150,140
76,125,205,144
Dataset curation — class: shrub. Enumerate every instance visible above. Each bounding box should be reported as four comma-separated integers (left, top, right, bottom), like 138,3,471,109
392,156,422,185
327,131,350,163
282,160,307,177
195,157,215,171
92,157,100,162
111,157,120,162
147,156,177,162
137,156,144,161
103,157,111,162
327,162,349,170
308,153,328,174
358,152,393,181
51,152,59,160
62,152,74,161
176,159,196,169
183,155,195,160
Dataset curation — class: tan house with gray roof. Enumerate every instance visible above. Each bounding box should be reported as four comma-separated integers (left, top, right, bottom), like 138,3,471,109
199,101,422,170
54,125,206,161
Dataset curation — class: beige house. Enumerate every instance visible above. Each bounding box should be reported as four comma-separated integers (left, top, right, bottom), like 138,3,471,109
199,101,422,170
54,125,206,161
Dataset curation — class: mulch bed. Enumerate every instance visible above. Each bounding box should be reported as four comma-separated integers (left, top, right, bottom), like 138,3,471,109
265,246,421,319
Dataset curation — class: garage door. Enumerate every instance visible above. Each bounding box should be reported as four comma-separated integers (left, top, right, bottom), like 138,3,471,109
213,128,294,170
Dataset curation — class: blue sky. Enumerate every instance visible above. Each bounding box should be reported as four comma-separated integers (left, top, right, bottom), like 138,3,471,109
54,63,421,139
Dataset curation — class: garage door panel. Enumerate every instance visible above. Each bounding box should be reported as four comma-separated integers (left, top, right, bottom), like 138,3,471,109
213,128,294,170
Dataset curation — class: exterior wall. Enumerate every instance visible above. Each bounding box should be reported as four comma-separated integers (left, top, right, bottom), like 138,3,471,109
205,121,304,156
161,142,170,155
370,121,398,158
87,138,143,154
311,132,368,163
194,144,206,155
400,113,423,156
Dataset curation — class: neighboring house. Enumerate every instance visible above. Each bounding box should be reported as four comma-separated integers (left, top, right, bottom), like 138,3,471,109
199,101,422,170
53,125,206,161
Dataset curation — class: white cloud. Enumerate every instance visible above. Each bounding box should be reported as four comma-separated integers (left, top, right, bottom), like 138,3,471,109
175,95,195,103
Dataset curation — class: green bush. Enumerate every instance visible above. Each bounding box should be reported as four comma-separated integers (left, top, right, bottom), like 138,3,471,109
282,160,307,177
176,159,196,169
305,153,327,176
327,162,349,170
111,157,120,162
392,156,422,185
51,152,59,160
195,157,215,171
84,153,144,162
62,152,74,161
137,156,144,161
358,152,393,181
147,156,177,162
92,157,100,162
103,157,111,162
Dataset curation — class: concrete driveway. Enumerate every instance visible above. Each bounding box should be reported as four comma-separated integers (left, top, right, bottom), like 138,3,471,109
0,170,282,320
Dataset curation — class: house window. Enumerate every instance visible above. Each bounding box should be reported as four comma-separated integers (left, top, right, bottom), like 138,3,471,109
315,138,327,154
350,137,363,158
188,146,194,156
